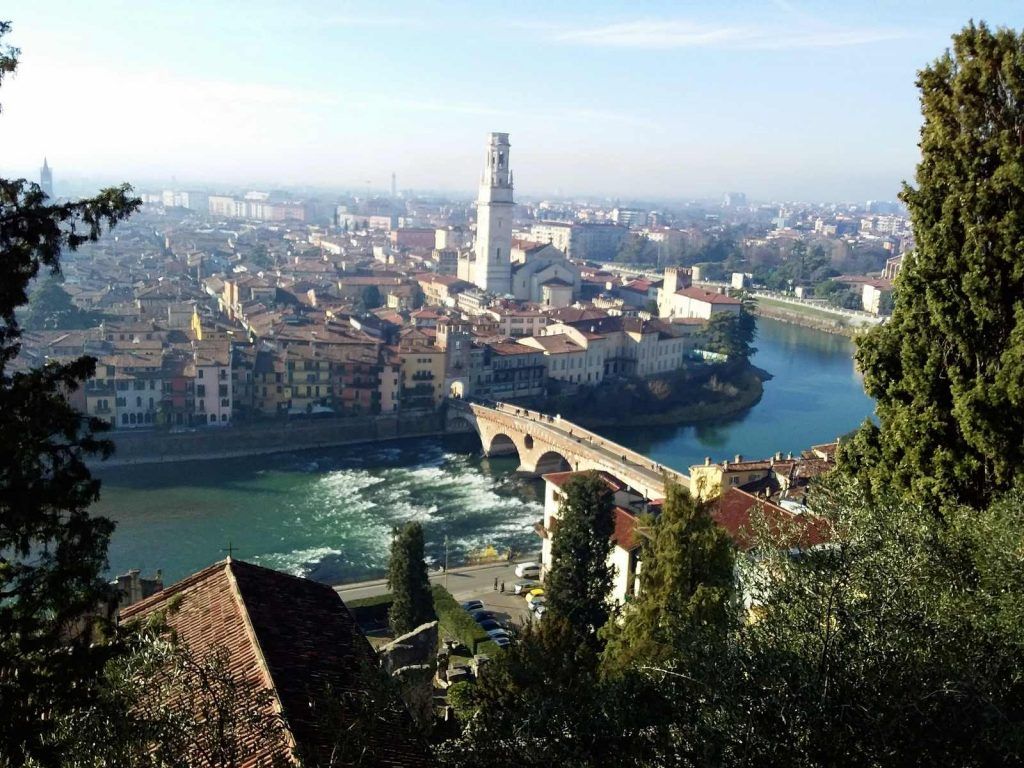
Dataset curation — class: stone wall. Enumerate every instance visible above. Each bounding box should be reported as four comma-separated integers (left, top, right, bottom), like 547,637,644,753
95,412,446,467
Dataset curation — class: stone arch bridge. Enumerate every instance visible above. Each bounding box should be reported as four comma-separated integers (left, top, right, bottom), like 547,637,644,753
447,399,689,501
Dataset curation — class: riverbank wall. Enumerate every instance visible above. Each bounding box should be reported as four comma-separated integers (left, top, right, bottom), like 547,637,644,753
754,302,861,337
93,412,446,468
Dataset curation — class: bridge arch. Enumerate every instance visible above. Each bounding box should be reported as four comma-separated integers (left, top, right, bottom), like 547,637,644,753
486,432,520,458
527,449,572,476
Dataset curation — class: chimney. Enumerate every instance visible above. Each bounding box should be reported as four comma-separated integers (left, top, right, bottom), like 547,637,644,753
704,456,711,466
734,454,742,463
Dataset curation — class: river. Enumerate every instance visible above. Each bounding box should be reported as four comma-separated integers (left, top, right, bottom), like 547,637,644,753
94,318,874,585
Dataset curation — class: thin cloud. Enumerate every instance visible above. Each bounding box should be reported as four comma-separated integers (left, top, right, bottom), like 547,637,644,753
549,19,908,50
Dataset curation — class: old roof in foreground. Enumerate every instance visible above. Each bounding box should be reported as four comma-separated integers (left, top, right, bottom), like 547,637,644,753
120,558,431,767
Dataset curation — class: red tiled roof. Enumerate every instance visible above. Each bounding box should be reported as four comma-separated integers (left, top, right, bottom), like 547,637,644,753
120,560,430,767
675,286,742,305
612,506,640,550
542,470,624,493
713,489,830,552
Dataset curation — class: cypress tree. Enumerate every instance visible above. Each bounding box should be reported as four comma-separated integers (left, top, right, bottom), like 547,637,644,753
544,472,616,644
386,522,436,635
0,20,140,763
850,22,1024,511
601,483,735,672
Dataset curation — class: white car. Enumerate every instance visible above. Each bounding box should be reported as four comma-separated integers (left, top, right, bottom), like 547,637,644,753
514,562,542,579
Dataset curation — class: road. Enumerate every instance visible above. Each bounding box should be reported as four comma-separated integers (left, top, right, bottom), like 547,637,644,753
335,559,537,627
334,560,532,603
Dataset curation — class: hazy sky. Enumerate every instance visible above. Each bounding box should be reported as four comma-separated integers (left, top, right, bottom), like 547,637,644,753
1,1,1021,201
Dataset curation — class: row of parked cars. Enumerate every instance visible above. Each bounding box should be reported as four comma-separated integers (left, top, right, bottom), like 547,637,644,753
513,562,546,618
460,600,513,648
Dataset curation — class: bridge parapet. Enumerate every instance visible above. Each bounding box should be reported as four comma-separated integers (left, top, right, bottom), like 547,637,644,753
448,398,689,500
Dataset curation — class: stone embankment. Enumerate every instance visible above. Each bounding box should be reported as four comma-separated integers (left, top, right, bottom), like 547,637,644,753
754,302,860,337
92,412,445,468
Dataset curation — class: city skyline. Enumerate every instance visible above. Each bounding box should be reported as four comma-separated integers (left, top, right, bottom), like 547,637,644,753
1,0,1021,200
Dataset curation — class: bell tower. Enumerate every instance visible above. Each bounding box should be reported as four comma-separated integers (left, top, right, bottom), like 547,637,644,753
473,133,513,295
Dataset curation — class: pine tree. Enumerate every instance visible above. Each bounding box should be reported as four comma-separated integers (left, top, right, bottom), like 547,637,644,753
849,22,1024,511
544,472,616,644
601,483,735,672
386,522,436,635
0,20,141,763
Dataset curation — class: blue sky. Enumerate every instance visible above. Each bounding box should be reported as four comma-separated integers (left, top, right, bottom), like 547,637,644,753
1,1,1021,201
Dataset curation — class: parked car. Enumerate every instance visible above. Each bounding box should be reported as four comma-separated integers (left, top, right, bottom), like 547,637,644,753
529,597,546,612
525,588,545,604
461,600,484,611
491,636,512,648
478,619,504,633
515,562,542,579
486,628,511,641
533,604,546,618
470,610,495,622
513,581,539,595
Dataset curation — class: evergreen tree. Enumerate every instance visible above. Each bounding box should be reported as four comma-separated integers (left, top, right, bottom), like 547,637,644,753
360,284,383,311
386,522,436,635
703,294,757,359
545,472,616,644
23,278,102,330
849,22,1024,511
601,483,735,672
711,475,1024,766
0,21,140,764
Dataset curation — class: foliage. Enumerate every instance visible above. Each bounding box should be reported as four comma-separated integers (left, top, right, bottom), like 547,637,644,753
849,22,1024,511
51,615,293,768
705,475,1024,766
813,279,862,310
702,294,757,359
436,617,671,768
359,284,382,311
386,522,436,635
601,483,735,672
544,472,616,645
0,22,141,763
22,278,104,330
429,584,497,656
614,233,652,264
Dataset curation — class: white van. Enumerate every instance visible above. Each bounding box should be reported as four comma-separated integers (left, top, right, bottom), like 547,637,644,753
515,562,541,579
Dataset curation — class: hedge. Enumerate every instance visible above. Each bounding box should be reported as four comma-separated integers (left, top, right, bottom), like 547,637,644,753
429,585,499,656
344,586,500,655
345,592,393,626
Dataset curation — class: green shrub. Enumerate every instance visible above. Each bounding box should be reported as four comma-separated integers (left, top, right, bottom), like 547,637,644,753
344,592,393,626
430,585,499,655
345,586,501,654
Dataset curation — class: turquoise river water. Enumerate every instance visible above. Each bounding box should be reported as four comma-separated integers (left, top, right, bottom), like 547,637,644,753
94,318,874,584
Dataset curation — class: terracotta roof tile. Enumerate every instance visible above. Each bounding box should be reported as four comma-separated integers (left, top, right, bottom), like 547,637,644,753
121,559,430,767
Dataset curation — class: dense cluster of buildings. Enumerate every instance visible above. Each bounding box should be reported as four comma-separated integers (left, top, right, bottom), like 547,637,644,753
23,134,750,431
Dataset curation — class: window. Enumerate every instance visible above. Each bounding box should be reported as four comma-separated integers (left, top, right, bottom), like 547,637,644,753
198,369,204,379
221,414,227,422
136,396,142,407
121,414,128,425
730,476,740,485
196,385,206,398
209,414,216,423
